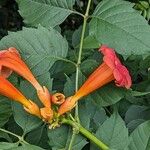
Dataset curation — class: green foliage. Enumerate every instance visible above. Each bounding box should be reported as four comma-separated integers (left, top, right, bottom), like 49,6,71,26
0,97,12,127
48,125,88,150
0,142,18,149
0,26,68,76
91,84,126,106
0,0,150,150
91,113,129,150
16,0,75,28
128,121,150,150
12,102,42,134
12,144,45,150
89,0,150,56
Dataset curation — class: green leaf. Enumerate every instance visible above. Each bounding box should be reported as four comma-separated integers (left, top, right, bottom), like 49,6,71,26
125,105,150,132
128,120,150,150
0,142,18,150
16,0,75,28
12,144,44,150
127,119,145,133
91,113,129,150
82,35,100,49
91,84,126,106
81,59,99,75
125,105,150,124
12,102,42,134
89,0,150,56
85,99,108,131
0,26,68,76
72,25,89,48
0,131,12,142
129,90,150,97
48,125,69,150
26,125,49,149
48,125,88,150
0,97,12,127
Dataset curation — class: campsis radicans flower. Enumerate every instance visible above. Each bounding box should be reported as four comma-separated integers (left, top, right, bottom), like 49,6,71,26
0,76,41,118
0,47,53,121
58,45,132,115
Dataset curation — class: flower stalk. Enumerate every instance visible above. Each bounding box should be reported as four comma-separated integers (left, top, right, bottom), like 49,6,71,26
62,118,109,150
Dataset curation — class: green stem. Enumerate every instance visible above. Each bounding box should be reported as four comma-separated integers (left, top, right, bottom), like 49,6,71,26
69,0,93,149
75,0,92,123
68,132,76,150
0,128,29,145
62,119,109,150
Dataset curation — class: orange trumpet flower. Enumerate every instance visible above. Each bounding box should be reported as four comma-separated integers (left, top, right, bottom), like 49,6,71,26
58,45,132,115
0,47,53,120
0,76,41,118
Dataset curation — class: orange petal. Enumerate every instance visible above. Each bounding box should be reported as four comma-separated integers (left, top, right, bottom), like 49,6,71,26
58,96,76,115
0,48,41,90
0,76,31,108
0,48,52,108
40,107,53,121
71,63,114,103
0,76,41,118
24,100,41,118
37,86,51,107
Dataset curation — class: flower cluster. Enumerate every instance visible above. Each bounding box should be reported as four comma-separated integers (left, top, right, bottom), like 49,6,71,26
0,46,131,122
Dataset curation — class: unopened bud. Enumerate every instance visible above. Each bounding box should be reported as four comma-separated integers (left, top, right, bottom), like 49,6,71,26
51,93,65,105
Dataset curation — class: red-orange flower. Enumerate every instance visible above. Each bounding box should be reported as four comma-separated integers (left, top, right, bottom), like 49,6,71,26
0,47,53,120
0,76,41,118
58,45,132,115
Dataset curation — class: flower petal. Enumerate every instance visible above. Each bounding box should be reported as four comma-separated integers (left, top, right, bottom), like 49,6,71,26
99,45,132,89
0,76,31,108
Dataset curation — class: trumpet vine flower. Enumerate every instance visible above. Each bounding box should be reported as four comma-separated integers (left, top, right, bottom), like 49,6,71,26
58,45,132,115
0,76,41,118
0,47,53,120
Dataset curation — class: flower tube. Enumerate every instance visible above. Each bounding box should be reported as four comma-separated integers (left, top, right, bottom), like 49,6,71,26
0,76,41,118
0,47,53,120
58,45,132,115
